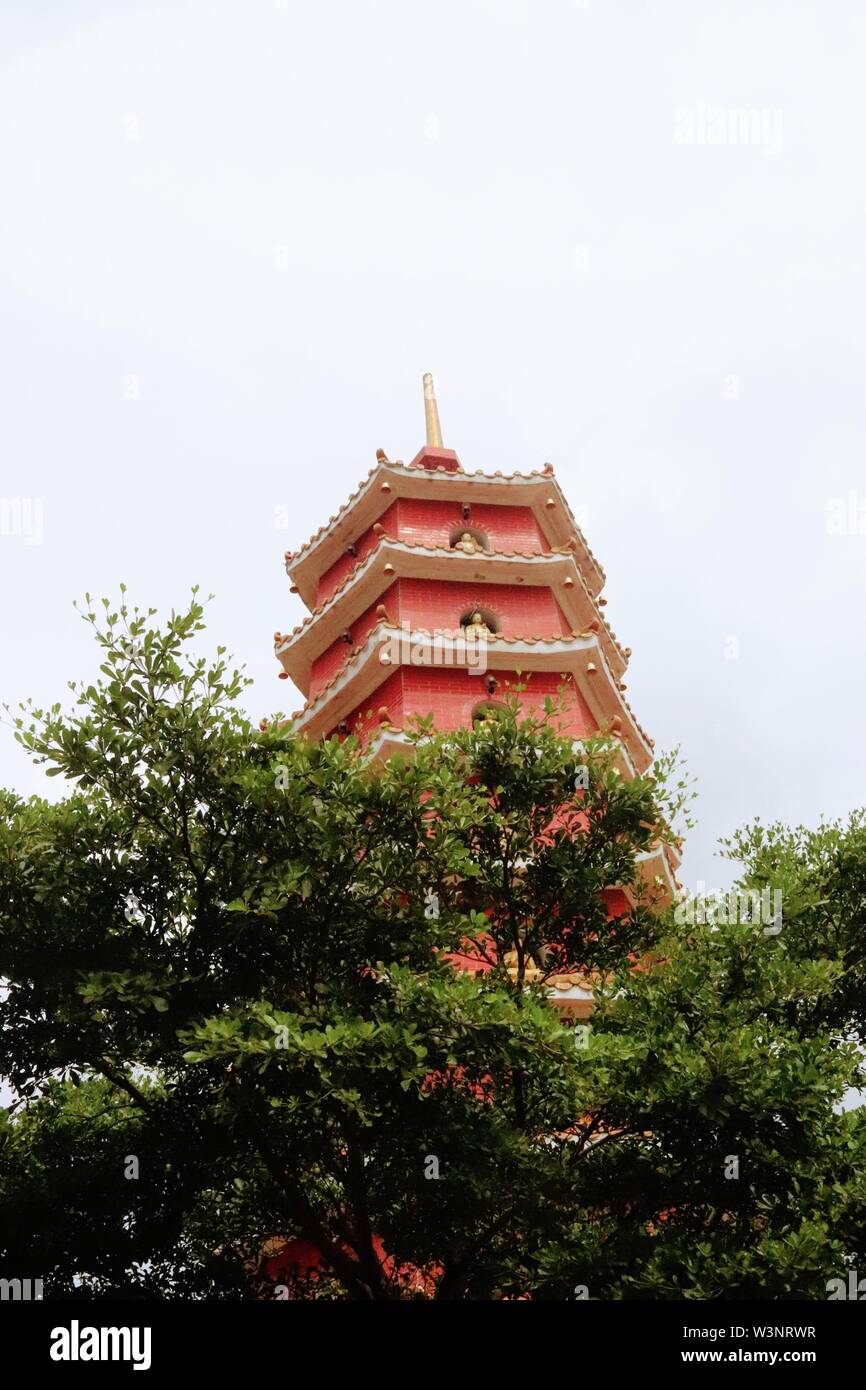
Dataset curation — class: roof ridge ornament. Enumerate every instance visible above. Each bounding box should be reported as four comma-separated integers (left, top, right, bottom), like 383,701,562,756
411,373,461,472
423,372,444,448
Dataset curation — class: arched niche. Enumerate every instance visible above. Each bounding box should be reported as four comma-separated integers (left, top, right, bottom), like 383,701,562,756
471,699,509,727
459,605,500,635
449,526,489,555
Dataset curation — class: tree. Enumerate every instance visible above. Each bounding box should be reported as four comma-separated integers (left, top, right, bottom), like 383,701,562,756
0,592,863,1300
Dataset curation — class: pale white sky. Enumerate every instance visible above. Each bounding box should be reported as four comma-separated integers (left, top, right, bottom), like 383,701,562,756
1,0,864,890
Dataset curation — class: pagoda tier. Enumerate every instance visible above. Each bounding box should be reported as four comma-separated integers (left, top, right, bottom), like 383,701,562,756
285,629,647,768
284,455,605,609
276,376,679,913
277,543,628,698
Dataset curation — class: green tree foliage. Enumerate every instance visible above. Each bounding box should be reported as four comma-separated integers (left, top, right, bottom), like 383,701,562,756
0,593,863,1299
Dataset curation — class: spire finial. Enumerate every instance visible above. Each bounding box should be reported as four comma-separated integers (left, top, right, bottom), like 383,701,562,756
423,372,444,448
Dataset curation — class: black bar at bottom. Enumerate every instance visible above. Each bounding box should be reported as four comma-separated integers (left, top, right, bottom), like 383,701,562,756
0,1297,853,1377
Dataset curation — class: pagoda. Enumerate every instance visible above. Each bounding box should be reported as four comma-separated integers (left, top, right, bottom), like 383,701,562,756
275,375,678,1013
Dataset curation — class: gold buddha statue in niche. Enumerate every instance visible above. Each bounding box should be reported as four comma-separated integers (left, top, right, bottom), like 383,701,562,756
463,610,491,640
454,531,485,555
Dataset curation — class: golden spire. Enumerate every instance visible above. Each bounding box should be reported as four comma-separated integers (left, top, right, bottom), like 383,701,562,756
423,372,443,448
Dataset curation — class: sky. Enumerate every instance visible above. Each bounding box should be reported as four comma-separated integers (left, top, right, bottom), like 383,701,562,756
0,0,864,893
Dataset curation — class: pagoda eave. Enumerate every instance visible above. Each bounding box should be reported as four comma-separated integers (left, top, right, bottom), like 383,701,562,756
276,541,627,694
288,625,652,771
286,460,605,606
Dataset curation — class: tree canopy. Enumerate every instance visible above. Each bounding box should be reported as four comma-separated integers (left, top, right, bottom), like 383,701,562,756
1,593,863,1299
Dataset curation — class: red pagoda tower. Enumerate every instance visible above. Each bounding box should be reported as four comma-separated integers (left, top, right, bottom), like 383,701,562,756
275,375,677,1013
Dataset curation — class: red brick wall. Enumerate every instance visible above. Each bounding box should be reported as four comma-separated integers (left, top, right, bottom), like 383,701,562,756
316,499,549,601
400,668,596,736
334,668,597,742
338,670,405,745
464,503,547,554
310,637,353,698
309,577,571,698
315,502,399,606
393,498,547,554
394,577,570,639
309,582,396,698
